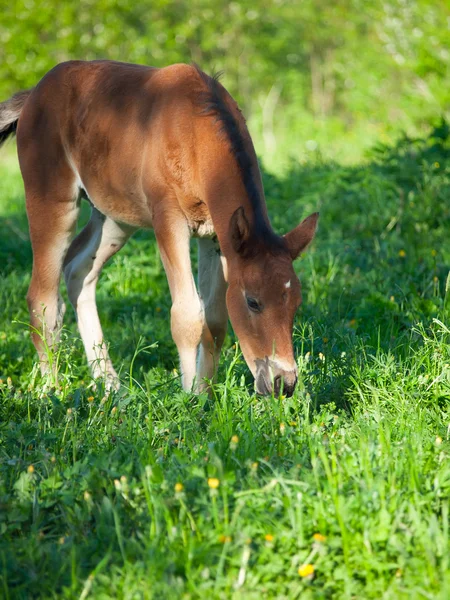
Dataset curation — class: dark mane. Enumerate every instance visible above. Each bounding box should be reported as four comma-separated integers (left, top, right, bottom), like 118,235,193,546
194,65,287,255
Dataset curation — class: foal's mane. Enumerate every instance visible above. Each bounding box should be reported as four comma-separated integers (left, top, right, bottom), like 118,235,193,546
194,65,287,256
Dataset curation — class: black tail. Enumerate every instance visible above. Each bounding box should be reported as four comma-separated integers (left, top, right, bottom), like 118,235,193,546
0,89,33,146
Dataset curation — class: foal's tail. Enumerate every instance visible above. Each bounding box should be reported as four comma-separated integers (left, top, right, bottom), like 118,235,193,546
0,89,33,147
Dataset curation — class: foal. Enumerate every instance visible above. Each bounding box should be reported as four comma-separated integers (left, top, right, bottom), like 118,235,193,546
0,61,318,396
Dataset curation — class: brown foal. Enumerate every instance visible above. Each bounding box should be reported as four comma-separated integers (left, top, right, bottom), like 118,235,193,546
0,60,318,396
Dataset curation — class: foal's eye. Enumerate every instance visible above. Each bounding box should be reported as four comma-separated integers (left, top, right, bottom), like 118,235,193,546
246,296,261,313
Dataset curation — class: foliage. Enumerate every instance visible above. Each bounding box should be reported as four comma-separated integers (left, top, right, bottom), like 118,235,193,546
0,0,449,163
0,123,449,598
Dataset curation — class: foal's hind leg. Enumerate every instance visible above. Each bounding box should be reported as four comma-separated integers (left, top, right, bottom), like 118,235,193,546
63,207,135,388
197,238,228,391
25,187,79,379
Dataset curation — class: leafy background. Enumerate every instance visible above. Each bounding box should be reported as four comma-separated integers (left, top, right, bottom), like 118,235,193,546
0,0,449,164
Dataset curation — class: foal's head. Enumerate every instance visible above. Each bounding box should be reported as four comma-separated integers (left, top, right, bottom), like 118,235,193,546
225,208,318,397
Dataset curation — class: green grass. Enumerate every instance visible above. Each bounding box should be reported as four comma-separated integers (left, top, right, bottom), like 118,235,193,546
1,124,450,599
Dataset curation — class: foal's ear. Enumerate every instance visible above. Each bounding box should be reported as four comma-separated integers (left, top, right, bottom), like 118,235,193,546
230,206,251,254
284,212,319,260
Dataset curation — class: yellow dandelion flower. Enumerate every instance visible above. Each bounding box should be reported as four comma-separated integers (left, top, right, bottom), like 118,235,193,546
58,537,65,545
322,337,329,344
313,533,326,543
7,377,12,387
318,352,325,361
218,534,232,543
431,249,437,257
435,436,443,446
434,162,440,168
398,249,406,258
231,435,239,444
156,306,162,312
349,319,357,328
174,482,184,493
87,396,94,403
298,563,315,577
251,462,258,471
111,406,117,414
67,408,73,415
433,276,439,283
279,422,286,434
51,456,56,463
84,491,92,501
265,534,274,542
208,477,220,489
27,465,35,474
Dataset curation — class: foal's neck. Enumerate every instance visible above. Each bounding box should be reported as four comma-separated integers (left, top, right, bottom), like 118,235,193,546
198,146,273,259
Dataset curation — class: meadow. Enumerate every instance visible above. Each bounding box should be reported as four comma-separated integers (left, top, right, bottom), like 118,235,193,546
0,122,449,599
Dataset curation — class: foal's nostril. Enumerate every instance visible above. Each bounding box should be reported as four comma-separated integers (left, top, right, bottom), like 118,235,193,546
273,375,282,396
285,376,298,398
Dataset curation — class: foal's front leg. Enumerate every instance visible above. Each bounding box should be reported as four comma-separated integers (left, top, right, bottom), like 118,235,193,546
197,238,228,390
155,214,204,391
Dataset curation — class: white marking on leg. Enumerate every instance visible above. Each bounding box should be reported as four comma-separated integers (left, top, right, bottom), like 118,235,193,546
173,296,204,390
65,209,133,388
284,280,291,289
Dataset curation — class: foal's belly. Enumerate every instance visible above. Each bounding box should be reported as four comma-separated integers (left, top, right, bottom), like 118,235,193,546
75,133,155,229
77,158,154,229
81,173,217,238
85,182,154,229
77,143,216,236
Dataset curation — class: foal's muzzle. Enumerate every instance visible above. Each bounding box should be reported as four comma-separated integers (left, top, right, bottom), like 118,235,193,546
255,358,298,397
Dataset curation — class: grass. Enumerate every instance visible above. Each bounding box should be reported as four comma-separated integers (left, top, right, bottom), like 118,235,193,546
0,123,450,599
